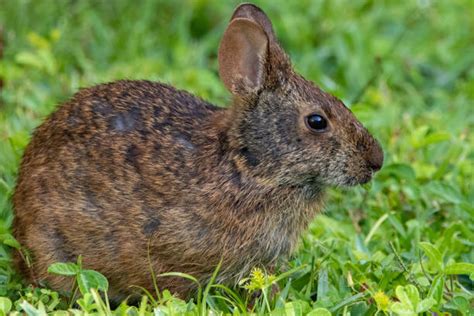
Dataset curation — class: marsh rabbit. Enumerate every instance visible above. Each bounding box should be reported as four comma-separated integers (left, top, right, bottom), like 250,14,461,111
13,3,383,300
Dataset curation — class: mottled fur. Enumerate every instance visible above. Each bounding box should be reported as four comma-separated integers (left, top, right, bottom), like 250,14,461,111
13,4,383,300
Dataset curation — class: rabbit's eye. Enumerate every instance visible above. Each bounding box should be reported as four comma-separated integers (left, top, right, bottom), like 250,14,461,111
305,114,327,131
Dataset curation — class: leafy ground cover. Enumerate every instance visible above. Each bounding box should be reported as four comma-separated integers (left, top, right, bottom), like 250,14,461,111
0,0,473,314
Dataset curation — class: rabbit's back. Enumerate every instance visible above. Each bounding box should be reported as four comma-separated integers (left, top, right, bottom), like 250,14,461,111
16,79,219,198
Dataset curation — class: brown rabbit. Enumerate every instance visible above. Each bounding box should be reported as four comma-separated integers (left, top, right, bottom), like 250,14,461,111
13,3,383,301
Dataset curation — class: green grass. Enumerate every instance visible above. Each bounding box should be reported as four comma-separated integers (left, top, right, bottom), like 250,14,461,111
0,0,473,314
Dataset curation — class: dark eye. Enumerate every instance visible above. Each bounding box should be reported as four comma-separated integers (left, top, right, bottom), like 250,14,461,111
305,114,328,131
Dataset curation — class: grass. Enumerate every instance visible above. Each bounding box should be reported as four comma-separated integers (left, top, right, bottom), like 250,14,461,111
0,0,473,314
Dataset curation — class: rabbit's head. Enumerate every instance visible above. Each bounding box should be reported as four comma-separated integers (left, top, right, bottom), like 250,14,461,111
219,4,383,192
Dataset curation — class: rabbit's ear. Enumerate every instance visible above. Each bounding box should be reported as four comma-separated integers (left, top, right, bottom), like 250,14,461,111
218,17,268,95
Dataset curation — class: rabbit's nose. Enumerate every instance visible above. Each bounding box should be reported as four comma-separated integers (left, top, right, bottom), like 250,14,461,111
367,141,384,172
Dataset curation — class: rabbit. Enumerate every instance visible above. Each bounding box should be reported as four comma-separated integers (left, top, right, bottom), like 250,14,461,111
12,3,383,301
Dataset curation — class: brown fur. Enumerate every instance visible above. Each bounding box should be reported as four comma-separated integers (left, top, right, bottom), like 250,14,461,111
12,3,383,301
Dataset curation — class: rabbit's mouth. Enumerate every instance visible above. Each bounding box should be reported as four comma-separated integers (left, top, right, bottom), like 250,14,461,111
341,158,382,186
358,172,374,185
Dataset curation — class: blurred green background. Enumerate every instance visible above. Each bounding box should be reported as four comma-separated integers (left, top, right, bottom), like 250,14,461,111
0,0,473,314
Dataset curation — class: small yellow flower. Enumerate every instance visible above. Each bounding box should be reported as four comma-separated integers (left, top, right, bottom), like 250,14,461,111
251,267,266,287
373,291,391,311
241,267,276,291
